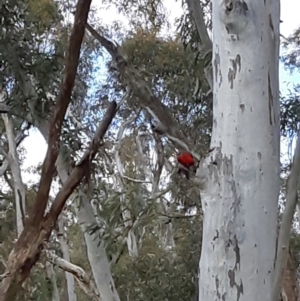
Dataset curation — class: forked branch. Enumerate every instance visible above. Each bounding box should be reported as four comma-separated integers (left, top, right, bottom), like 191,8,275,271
48,101,117,220
0,1,93,299
0,100,117,301
31,0,93,224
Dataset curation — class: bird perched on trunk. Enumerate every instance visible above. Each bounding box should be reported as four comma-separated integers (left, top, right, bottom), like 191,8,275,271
177,151,197,180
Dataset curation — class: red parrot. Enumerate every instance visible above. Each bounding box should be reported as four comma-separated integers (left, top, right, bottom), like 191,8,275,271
177,151,196,180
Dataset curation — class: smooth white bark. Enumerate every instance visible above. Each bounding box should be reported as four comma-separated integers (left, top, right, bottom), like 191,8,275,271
114,116,138,258
58,217,77,301
75,195,121,301
199,0,280,300
46,250,101,300
2,114,26,236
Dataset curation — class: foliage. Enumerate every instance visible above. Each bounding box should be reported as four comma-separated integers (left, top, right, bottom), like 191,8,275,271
280,26,300,139
0,0,211,300
112,217,201,301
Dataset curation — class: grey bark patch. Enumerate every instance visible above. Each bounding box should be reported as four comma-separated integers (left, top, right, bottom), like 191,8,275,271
215,276,221,299
268,72,274,125
214,51,221,85
213,230,219,241
239,103,245,112
228,269,244,301
233,235,241,270
228,55,242,89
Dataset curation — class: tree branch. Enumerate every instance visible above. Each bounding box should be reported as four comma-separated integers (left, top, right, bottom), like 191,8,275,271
48,100,117,220
85,22,193,153
185,0,213,89
0,127,29,178
272,131,300,301
2,114,26,236
31,0,92,223
35,107,121,301
186,0,212,50
45,251,101,301
0,101,116,301
0,1,93,299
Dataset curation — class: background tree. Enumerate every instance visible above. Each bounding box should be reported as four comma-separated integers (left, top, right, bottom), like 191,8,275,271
0,0,300,300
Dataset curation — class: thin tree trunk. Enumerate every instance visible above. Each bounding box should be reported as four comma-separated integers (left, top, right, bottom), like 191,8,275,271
281,250,299,301
45,261,61,301
54,142,120,301
273,131,300,299
2,114,26,236
75,196,121,301
58,217,77,301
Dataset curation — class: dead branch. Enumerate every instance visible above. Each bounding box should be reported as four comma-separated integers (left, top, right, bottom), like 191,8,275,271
46,251,101,301
57,215,76,301
121,175,150,183
46,250,86,281
31,0,92,224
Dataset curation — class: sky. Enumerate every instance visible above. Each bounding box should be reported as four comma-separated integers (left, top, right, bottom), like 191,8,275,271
21,0,300,183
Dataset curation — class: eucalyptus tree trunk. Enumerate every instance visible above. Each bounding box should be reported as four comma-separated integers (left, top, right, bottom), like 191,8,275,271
198,0,280,300
53,138,121,301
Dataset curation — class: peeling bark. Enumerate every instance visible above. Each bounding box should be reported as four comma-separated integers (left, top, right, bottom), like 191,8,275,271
114,115,138,258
